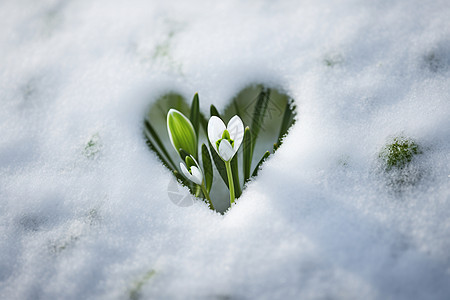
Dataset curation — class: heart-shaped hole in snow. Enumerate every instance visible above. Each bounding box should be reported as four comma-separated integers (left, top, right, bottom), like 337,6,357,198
144,84,296,213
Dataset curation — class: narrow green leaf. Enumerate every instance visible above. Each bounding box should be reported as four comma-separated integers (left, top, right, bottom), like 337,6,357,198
287,109,297,129
144,134,173,171
231,154,241,198
179,148,190,161
251,87,271,155
210,104,221,118
278,101,292,140
201,144,213,193
194,184,201,197
209,142,229,187
144,124,195,194
243,126,252,183
199,112,208,135
252,151,270,177
144,120,176,170
189,93,200,139
277,99,297,146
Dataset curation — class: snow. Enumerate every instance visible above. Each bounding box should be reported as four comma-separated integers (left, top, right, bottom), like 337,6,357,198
1,0,450,299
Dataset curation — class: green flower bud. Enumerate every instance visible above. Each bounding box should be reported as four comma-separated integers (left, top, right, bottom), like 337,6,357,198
167,109,197,158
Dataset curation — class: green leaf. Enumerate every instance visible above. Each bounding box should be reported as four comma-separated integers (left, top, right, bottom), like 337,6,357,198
201,144,213,193
144,134,173,171
243,126,252,183
199,112,208,135
194,184,201,197
167,109,198,159
144,120,176,170
210,104,221,118
251,87,271,155
231,154,241,198
277,99,296,146
189,93,200,139
252,151,270,177
143,123,195,194
179,148,190,161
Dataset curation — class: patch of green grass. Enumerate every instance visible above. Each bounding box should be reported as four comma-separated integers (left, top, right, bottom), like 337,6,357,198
379,137,422,171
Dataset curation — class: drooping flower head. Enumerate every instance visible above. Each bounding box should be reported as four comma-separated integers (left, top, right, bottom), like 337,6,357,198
167,109,197,158
208,115,244,161
179,155,203,185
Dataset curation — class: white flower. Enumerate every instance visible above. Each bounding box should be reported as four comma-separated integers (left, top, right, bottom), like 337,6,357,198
208,115,244,161
180,155,203,185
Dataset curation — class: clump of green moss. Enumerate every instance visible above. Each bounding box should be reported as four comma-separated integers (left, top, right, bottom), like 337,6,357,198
379,137,422,171
378,136,424,192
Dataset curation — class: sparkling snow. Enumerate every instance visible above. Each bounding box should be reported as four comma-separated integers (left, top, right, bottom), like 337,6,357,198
1,0,450,299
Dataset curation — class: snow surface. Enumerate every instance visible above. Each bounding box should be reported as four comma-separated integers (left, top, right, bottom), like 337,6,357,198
1,0,450,299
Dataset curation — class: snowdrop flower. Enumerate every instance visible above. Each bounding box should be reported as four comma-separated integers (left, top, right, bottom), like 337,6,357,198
179,155,203,185
208,115,244,205
179,154,214,210
208,115,244,162
167,109,197,158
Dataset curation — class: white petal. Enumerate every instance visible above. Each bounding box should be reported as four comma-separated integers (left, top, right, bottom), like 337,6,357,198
190,155,201,169
218,139,235,161
208,116,226,152
227,115,244,152
180,162,192,180
190,166,203,185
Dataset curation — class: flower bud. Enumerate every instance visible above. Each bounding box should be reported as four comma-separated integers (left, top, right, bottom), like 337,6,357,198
167,109,197,158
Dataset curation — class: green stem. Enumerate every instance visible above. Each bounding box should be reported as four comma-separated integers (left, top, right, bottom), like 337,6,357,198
200,183,214,211
225,160,235,205
194,184,201,197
